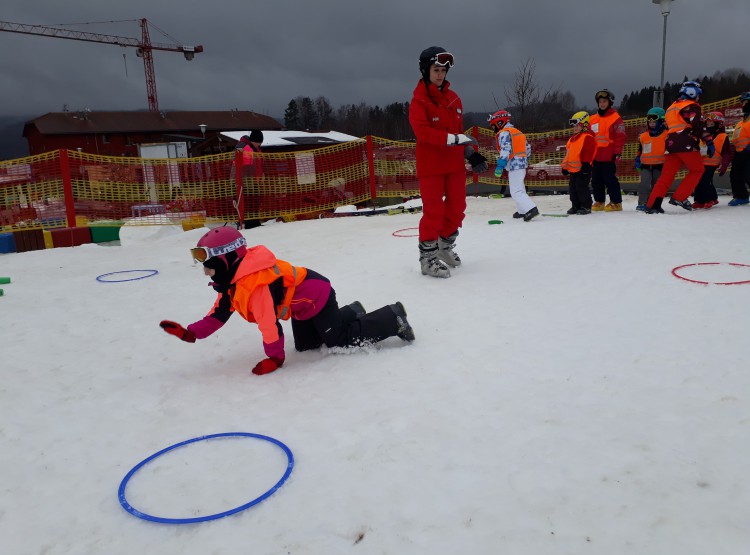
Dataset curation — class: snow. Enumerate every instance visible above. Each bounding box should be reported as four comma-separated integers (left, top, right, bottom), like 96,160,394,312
1,194,749,555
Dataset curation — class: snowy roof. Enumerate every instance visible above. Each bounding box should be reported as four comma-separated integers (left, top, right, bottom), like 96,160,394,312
221,130,362,147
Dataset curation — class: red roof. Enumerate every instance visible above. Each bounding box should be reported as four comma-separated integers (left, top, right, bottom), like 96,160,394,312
23,110,282,136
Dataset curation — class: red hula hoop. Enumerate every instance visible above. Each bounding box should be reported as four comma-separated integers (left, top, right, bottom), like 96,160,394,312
392,227,419,238
671,262,750,285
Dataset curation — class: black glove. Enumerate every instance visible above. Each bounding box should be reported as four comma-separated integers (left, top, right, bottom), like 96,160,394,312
467,151,488,173
561,169,570,176
580,162,592,177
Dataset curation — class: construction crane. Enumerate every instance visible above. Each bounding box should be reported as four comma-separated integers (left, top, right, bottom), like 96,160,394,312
0,18,203,112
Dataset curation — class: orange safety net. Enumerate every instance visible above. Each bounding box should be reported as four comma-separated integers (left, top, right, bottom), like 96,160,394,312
0,96,744,232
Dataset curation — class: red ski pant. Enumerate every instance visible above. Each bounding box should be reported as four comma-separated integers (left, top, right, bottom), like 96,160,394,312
647,151,705,206
418,170,466,242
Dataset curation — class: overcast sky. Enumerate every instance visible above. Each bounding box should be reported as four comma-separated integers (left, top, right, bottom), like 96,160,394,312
2,0,749,122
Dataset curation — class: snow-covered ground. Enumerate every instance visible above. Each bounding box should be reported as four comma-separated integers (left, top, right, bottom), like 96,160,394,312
2,193,749,555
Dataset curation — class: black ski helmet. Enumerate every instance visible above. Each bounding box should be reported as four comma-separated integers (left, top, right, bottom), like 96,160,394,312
419,46,449,79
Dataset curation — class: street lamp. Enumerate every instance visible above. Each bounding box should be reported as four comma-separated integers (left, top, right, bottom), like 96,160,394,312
199,123,207,138
652,0,675,108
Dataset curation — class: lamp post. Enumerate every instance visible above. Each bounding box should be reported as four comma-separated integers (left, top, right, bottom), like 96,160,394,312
199,123,207,138
652,0,675,108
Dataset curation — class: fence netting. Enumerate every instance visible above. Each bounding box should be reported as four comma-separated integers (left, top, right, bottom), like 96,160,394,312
1,96,744,231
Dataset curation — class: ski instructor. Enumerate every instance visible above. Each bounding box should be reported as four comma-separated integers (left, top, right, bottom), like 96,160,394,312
409,46,487,279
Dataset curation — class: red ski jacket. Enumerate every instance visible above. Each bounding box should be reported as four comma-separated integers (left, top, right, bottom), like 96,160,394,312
408,79,466,177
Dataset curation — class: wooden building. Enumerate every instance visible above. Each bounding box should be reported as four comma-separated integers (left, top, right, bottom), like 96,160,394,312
22,110,283,157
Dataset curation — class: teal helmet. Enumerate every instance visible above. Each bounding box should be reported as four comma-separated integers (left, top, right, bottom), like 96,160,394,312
646,107,666,120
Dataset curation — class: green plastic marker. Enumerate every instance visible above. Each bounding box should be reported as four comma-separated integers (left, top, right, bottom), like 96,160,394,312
0,277,10,284
0,288,4,297
488,219,504,225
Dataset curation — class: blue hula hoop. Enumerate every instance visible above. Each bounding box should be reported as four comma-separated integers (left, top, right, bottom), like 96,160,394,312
118,432,294,524
96,269,159,283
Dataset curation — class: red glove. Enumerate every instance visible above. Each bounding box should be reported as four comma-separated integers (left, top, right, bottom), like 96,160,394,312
252,357,284,375
159,320,196,343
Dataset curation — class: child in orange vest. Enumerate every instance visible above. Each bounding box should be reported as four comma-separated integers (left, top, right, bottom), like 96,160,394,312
561,111,596,214
160,227,414,375
693,111,732,208
646,81,714,213
590,89,626,212
488,110,538,221
634,107,667,211
729,92,750,205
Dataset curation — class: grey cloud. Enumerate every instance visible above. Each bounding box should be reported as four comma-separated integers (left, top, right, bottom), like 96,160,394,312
2,0,748,121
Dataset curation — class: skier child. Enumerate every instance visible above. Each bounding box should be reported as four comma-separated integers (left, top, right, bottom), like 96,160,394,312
634,107,667,211
160,227,414,375
590,89,626,212
693,111,732,208
729,91,750,206
561,111,596,215
646,81,714,213
488,110,538,221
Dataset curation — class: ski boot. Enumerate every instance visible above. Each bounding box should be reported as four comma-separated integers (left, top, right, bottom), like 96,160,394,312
390,302,415,341
419,241,451,278
436,232,461,268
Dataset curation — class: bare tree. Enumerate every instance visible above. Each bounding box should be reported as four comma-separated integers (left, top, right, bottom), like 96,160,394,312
500,57,567,131
503,57,539,120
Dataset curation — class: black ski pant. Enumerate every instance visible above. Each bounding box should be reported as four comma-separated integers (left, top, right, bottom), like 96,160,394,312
730,151,750,200
693,165,718,204
292,288,398,351
568,170,593,210
591,161,622,204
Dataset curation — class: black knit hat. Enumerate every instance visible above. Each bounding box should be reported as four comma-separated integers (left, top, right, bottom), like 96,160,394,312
248,129,264,143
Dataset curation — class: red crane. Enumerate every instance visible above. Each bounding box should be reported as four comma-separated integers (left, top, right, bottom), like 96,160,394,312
0,18,203,112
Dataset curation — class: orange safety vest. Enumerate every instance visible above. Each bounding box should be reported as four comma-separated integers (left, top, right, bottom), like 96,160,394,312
561,132,591,173
733,118,750,152
231,259,307,322
665,99,697,134
702,133,726,166
498,127,528,160
590,111,620,150
639,131,666,165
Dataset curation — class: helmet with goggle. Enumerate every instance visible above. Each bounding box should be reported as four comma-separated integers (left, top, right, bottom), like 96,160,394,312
191,226,247,264
679,81,703,100
569,111,590,129
739,92,750,102
488,110,512,130
594,89,615,103
646,107,666,121
419,46,454,78
704,111,724,124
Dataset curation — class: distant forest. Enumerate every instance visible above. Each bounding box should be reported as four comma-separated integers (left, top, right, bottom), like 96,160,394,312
283,68,750,139
618,68,750,117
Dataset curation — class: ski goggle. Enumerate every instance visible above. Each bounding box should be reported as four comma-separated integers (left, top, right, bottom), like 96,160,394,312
430,52,454,68
647,114,660,121
190,236,247,263
595,90,613,101
569,118,586,126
